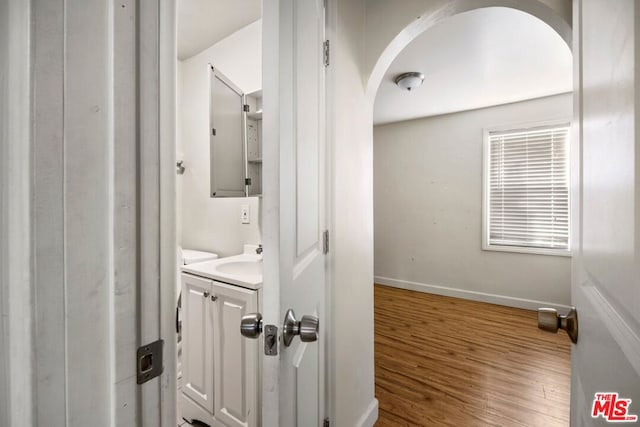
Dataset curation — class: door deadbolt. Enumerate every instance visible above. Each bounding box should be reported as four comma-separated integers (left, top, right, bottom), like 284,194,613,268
538,307,578,343
282,309,319,347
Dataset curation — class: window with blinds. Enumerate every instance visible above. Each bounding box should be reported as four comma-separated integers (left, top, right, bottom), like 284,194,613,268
483,123,570,254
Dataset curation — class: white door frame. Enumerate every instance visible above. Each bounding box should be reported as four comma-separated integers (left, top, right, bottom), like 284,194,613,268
1,0,177,425
0,0,34,425
159,1,178,425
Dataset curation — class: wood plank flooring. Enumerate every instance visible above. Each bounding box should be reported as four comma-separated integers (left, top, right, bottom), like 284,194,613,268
374,284,571,427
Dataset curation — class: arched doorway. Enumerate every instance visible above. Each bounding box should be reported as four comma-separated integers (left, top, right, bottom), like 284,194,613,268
366,3,574,425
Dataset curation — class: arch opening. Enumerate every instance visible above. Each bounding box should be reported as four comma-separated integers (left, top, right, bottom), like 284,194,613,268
366,0,573,103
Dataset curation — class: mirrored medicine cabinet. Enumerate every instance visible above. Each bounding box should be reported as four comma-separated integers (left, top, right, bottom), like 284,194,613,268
209,65,262,198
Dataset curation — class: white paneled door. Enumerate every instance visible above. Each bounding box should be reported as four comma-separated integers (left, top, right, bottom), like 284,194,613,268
570,0,640,425
262,0,327,426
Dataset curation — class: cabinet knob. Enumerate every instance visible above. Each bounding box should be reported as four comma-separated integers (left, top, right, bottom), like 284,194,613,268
203,291,210,298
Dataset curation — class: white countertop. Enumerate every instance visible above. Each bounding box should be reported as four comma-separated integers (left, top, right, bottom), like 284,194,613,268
182,253,263,290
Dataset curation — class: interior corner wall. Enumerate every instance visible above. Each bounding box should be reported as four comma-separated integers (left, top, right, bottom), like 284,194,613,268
176,60,183,249
178,20,262,257
329,0,378,425
0,3,9,424
373,93,572,307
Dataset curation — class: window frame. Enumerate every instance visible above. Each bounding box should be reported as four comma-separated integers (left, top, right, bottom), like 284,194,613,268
482,118,572,257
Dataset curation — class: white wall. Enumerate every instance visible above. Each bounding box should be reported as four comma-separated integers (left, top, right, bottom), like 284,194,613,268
178,20,262,257
374,93,572,308
328,0,378,425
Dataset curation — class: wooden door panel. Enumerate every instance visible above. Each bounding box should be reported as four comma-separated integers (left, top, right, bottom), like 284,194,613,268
572,0,640,423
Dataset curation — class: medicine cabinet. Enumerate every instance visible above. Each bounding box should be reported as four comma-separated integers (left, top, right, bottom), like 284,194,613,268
209,65,262,198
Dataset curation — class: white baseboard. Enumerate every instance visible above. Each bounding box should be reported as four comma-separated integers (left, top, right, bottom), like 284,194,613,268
355,399,379,427
374,276,571,312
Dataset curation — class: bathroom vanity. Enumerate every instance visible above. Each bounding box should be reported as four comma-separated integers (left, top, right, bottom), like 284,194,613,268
180,250,263,427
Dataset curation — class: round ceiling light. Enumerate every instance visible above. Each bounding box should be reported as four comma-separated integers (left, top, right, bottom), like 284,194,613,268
394,72,425,92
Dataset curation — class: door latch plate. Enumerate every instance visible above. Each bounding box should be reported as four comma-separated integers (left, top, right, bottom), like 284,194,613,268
264,325,278,356
137,339,164,384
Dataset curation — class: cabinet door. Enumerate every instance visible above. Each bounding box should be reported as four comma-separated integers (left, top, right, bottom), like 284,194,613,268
181,274,214,415
212,281,258,427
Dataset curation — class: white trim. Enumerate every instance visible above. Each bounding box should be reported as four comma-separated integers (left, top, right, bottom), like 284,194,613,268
484,117,573,134
159,0,178,425
583,281,640,378
260,1,281,425
375,276,572,312
355,399,379,427
324,0,337,425
482,244,572,257
482,118,573,257
1,0,34,424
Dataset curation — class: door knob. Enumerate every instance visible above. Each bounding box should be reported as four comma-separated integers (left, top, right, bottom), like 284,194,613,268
240,313,263,339
538,307,578,343
282,309,319,347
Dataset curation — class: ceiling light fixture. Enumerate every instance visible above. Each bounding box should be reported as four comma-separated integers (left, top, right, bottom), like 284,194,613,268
394,72,425,92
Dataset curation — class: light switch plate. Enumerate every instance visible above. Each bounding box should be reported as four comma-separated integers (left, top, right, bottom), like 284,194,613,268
241,204,250,224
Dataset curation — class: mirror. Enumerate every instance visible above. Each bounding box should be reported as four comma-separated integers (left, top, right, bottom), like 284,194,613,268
209,66,247,197
209,66,263,198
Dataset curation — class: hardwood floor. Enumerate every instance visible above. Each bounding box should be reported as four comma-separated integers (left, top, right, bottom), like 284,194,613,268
374,284,571,427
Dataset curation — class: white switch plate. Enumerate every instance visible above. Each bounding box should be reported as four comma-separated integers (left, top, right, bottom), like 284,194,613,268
241,204,250,224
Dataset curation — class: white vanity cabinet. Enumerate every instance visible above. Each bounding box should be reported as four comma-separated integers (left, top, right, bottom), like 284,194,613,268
181,273,260,427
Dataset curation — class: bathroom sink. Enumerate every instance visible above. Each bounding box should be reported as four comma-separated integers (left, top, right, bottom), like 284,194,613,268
181,250,263,289
214,261,262,276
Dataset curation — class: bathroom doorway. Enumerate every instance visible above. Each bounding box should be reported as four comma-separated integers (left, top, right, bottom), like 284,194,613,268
370,6,573,425
175,2,263,426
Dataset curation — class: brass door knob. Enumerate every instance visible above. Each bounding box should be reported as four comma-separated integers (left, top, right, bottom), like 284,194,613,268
538,307,578,343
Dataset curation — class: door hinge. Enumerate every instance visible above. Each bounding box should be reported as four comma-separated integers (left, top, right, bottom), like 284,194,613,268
137,339,164,384
323,230,329,254
323,40,330,67
324,418,330,427
243,104,250,112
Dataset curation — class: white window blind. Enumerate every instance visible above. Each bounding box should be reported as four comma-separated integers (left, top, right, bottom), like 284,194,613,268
486,124,570,252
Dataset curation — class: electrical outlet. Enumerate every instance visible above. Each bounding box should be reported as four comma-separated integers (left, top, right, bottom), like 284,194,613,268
241,204,250,224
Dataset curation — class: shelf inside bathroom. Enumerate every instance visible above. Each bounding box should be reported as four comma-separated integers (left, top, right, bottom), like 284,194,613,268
246,90,263,197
